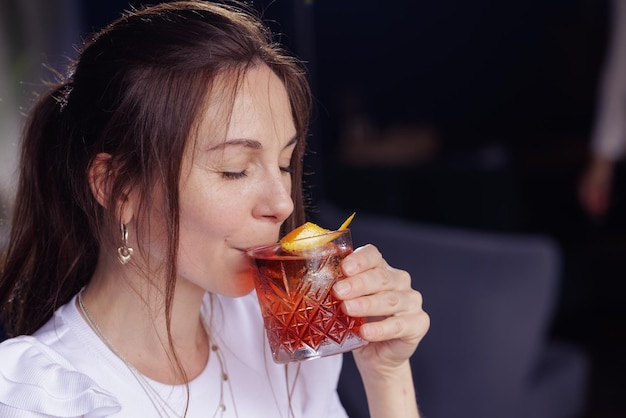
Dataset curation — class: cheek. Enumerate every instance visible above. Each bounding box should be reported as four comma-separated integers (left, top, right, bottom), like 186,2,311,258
179,197,231,249
177,184,244,267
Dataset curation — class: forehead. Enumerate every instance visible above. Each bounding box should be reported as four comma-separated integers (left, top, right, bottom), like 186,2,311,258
193,64,295,149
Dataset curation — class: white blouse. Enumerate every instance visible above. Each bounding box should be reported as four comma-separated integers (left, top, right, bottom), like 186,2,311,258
0,292,348,418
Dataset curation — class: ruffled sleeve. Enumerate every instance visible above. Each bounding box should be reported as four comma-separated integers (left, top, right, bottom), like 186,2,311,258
0,336,121,417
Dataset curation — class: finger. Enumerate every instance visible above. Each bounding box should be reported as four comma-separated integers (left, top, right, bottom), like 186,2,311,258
360,309,430,343
342,288,423,319
334,264,410,300
341,244,383,276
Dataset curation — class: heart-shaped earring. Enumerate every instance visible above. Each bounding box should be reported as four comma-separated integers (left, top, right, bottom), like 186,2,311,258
117,246,134,264
117,224,134,265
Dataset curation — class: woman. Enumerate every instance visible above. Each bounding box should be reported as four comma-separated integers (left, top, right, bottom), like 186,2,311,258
0,1,429,417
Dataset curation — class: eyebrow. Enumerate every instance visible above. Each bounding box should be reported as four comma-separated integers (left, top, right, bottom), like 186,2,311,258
206,135,298,152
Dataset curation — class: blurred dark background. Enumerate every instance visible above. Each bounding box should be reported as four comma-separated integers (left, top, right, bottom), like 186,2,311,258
278,3,626,415
1,0,624,416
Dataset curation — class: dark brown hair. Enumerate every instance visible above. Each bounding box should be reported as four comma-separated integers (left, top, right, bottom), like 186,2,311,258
0,1,311,338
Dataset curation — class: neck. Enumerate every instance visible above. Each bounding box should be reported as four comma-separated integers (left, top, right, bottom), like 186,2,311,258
79,261,209,384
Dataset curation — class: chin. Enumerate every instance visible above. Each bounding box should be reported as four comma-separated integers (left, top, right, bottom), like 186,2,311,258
226,287,256,298
221,286,255,299
221,271,256,298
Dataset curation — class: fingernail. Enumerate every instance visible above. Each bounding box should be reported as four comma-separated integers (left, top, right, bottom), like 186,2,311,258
361,324,375,340
342,259,357,275
342,299,355,314
334,280,350,297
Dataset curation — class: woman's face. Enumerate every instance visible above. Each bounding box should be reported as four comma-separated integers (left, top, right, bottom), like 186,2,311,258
173,64,297,297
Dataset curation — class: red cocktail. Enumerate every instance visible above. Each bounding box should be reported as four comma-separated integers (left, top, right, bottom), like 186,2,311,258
248,229,367,363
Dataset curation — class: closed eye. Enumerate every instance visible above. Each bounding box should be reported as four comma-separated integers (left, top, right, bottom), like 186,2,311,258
222,170,248,179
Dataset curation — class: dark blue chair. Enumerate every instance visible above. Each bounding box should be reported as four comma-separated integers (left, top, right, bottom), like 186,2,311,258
314,203,589,418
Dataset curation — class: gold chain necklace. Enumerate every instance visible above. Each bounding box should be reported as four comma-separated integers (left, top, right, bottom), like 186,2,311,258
77,288,237,418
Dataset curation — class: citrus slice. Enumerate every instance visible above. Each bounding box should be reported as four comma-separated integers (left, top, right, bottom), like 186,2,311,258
280,212,355,252
338,212,355,230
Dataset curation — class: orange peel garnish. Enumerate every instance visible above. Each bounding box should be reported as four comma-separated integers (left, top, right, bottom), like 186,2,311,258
280,212,355,252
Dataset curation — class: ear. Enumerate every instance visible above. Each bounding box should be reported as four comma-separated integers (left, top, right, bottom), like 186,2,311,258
88,152,134,224
88,152,113,209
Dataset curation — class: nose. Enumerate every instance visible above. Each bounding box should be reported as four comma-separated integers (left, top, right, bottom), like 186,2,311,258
253,169,294,223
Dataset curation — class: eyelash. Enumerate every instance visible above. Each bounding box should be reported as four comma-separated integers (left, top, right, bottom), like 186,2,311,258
222,171,248,180
221,166,293,180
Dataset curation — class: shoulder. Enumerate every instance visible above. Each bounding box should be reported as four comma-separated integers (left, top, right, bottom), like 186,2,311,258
0,330,121,417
